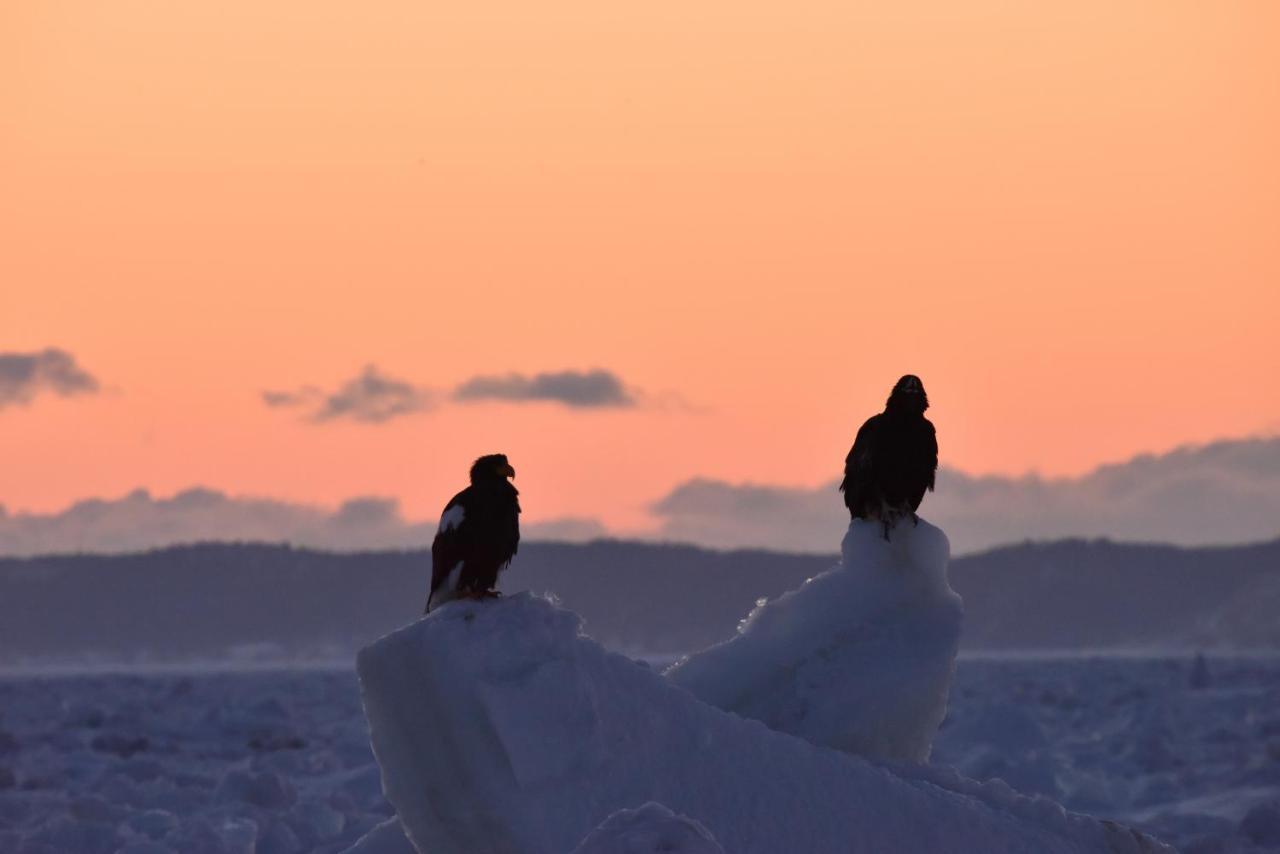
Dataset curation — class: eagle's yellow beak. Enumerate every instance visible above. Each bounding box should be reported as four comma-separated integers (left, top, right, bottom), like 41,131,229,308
503,463,516,479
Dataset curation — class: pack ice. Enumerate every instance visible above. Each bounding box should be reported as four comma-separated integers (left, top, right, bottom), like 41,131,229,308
347,518,1172,854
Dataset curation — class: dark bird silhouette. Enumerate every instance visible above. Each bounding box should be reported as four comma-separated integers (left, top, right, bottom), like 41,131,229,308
425,453,521,612
839,375,938,538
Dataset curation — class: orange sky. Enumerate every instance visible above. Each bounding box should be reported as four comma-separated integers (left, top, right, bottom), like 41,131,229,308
2,0,1277,531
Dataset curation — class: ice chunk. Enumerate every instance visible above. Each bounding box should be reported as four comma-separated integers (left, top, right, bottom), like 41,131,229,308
334,763,386,811
126,809,180,840
119,757,166,783
115,841,177,854
288,799,346,846
257,817,303,854
214,768,298,811
69,794,126,824
25,816,122,854
338,818,417,854
165,816,258,854
90,732,151,758
943,703,1048,755
356,593,1170,854
1241,801,1280,846
666,517,962,762
568,803,723,854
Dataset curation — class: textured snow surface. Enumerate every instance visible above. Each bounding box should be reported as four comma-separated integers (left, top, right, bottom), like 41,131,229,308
935,657,1280,852
667,516,962,762
356,593,1170,854
0,670,391,854
567,802,723,854
3,658,1277,853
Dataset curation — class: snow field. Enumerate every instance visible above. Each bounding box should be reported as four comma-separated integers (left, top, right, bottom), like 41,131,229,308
2,658,1277,852
2,515,1275,854
0,670,388,854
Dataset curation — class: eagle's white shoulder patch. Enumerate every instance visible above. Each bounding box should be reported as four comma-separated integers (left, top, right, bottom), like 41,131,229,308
439,505,466,532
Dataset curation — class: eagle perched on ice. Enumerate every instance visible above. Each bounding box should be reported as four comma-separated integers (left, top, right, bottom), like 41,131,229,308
840,375,938,538
425,454,521,612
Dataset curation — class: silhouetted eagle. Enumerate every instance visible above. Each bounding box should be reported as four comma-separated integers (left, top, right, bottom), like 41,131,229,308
425,454,520,612
840,375,938,537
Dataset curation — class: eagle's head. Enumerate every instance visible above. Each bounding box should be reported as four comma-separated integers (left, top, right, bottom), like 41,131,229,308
470,453,516,484
886,375,929,414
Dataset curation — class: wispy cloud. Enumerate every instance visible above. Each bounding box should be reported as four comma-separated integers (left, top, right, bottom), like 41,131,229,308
649,437,1280,555
453,369,635,408
264,366,434,424
0,348,100,410
261,387,320,409
266,366,645,423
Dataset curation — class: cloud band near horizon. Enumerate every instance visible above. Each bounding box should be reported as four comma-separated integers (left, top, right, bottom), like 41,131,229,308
648,436,1280,554
0,487,607,557
2,437,1276,557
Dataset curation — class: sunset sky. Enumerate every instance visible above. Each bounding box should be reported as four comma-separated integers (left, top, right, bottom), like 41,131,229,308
3,0,1277,534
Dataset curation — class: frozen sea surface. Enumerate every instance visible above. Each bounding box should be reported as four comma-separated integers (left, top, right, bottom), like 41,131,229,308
0,669,386,854
934,655,1280,852
0,657,1277,853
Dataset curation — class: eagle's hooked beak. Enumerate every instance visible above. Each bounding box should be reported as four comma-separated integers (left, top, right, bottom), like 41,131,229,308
503,463,516,479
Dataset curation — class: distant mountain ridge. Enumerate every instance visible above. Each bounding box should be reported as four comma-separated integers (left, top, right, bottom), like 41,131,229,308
1,536,1277,665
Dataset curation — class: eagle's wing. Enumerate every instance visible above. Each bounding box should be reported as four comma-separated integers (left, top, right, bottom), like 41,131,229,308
429,490,472,605
924,417,938,489
906,418,939,511
500,487,520,559
840,415,880,514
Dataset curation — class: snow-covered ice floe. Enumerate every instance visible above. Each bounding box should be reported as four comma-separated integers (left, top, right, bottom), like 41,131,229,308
568,802,723,854
667,516,962,762
341,802,723,854
347,591,1172,853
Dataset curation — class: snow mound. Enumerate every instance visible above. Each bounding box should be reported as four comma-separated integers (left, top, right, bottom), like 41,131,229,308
666,516,962,761
355,593,1170,854
568,803,723,854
